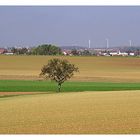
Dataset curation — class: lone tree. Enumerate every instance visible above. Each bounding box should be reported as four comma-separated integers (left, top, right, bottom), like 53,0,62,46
40,58,79,92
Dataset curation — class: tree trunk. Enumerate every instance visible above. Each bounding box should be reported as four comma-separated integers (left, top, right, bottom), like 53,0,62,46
58,83,61,92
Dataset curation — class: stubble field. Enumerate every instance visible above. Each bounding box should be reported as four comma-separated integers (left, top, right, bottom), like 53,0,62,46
0,55,140,82
1,90,140,134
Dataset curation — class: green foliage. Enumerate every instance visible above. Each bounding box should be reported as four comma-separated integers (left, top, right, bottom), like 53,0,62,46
71,49,92,56
11,47,28,55
32,44,62,55
71,49,79,56
81,50,92,56
40,58,79,92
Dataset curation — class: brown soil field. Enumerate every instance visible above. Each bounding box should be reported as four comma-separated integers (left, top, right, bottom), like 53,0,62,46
0,92,46,96
0,90,140,134
0,55,140,82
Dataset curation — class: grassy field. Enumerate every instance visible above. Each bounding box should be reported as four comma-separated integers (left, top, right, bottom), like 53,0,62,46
1,80,140,93
1,55,140,82
0,90,140,134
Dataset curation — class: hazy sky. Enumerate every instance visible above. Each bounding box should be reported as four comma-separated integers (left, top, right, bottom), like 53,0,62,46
0,6,140,48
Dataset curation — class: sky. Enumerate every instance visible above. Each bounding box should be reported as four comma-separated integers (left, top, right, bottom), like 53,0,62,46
0,6,140,48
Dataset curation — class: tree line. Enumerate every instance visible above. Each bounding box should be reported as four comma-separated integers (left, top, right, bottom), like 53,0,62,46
11,44,62,55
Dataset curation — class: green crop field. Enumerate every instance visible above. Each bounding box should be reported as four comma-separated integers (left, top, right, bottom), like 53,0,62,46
1,90,140,134
0,80,140,94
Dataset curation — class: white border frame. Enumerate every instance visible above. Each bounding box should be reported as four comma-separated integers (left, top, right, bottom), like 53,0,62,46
0,0,140,5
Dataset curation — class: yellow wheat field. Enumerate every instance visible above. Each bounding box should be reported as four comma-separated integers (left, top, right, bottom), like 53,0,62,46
0,90,140,134
0,55,140,82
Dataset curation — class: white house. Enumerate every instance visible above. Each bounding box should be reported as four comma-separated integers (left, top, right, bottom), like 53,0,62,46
110,51,128,56
129,53,135,56
4,52,14,55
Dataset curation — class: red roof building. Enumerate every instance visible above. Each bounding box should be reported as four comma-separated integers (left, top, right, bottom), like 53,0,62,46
0,48,7,54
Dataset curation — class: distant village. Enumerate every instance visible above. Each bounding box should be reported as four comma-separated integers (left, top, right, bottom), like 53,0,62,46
0,45,140,56
62,47,137,56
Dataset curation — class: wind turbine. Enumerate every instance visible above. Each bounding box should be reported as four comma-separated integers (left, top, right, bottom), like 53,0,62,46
106,38,109,49
129,40,132,47
88,40,91,49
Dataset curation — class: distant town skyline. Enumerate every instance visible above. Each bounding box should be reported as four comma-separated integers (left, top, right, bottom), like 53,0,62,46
0,6,140,48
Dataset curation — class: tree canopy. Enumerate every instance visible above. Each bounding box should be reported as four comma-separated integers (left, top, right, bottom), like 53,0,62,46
32,44,62,55
11,47,28,55
40,58,79,92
